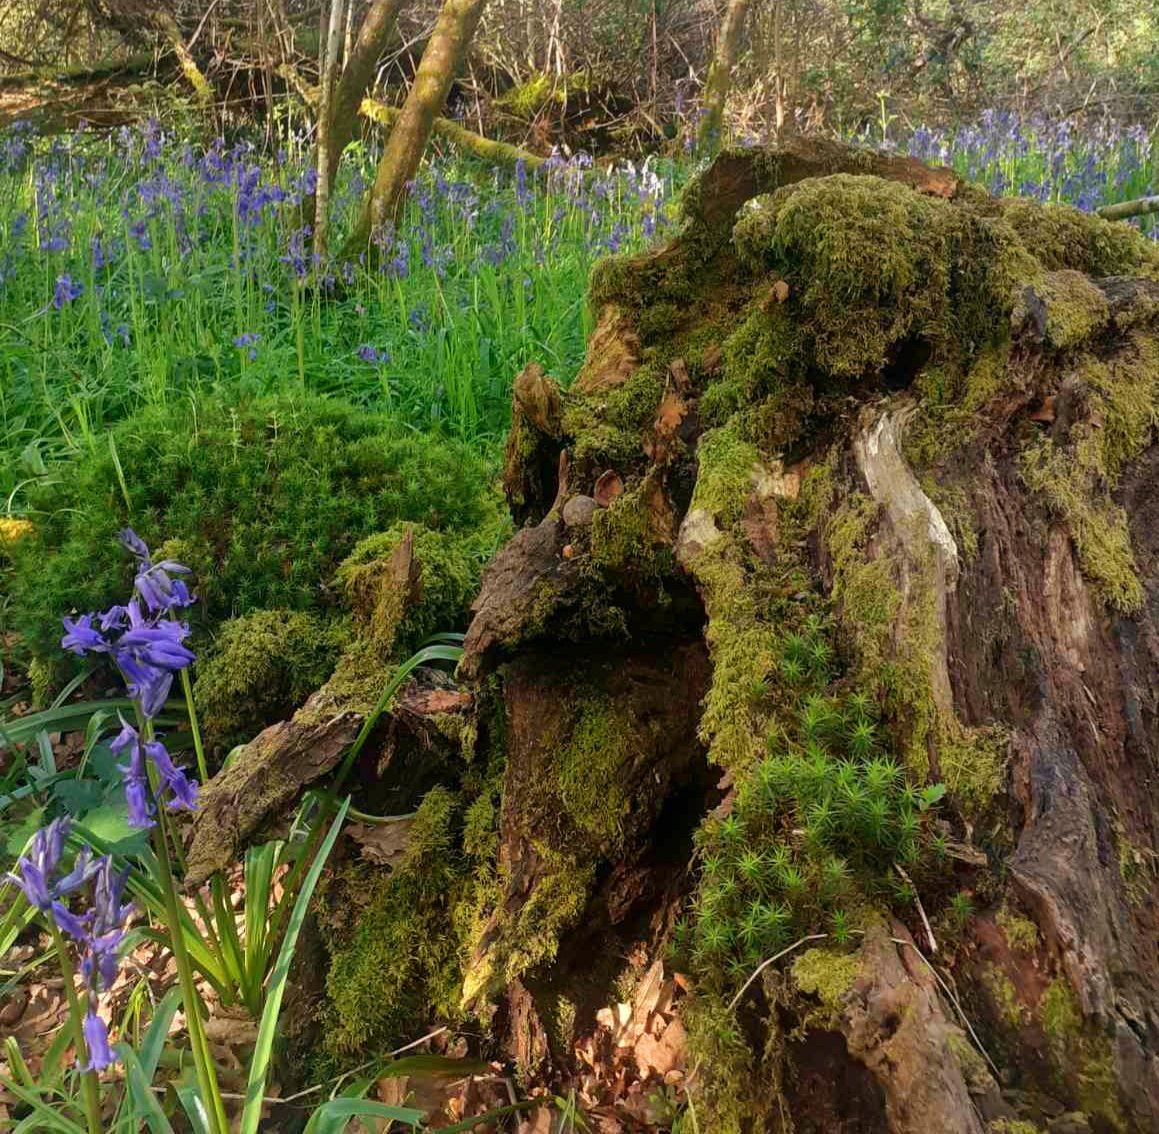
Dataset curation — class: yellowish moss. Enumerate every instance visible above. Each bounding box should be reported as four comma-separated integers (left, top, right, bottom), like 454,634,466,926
1019,439,1143,612
994,197,1159,279
193,609,348,750
320,786,467,1057
335,522,482,658
792,948,860,1029
555,695,639,847
1040,977,1127,1131
997,905,1040,953
732,174,1033,378
984,965,1025,1030
690,426,761,527
1016,269,1110,349
949,1031,994,1094
987,1121,1043,1134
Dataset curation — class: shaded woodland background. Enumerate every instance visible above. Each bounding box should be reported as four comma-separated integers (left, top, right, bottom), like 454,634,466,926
4,0,1159,149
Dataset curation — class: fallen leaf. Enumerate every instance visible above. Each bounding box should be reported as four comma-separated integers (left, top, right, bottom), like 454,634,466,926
346,818,415,867
633,1016,686,1079
594,470,624,507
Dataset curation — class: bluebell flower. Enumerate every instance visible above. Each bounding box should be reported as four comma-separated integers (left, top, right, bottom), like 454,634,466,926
52,274,83,309
62,613,109,656
233,331,261,361
81,1011,116,1072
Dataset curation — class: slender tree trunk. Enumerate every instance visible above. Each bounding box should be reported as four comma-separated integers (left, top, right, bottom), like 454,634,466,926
697,0,751,151
154,10,214,108
313,0,347,258
342,0,488,258
323,0,406,192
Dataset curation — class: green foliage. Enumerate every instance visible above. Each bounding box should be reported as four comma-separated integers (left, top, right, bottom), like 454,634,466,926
336,522,492,658
679,685,941,994
6,393,496,663
192,610,348,752
320,787,467,1057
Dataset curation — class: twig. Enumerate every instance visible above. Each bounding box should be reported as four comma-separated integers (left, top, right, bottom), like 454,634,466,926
727,933,828,1012
895,864,936,954
889,936,1000,1080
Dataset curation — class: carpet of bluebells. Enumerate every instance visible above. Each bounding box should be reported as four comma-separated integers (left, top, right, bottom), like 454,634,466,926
0,111,1155,513
0,117,674,509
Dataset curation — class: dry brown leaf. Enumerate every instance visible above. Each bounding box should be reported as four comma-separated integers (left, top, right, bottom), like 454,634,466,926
346,818,415,867
633,1016,687,1079
631,959,665,1027
516,1106,554,1134
594,469,624,507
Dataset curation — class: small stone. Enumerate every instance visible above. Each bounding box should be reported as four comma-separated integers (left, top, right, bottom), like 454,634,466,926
562,495,598,528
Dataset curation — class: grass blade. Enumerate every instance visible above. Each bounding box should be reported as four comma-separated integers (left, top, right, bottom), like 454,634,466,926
119,1043,176,1134
239,797,351,1134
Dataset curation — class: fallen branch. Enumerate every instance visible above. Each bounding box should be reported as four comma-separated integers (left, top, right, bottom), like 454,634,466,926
359,97,544,170
1097,195,1159,222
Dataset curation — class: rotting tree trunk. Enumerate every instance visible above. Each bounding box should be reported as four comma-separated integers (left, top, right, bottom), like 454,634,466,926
153,11,213,109
189,139,1159,1130
341,0,488,258
697,0,752,151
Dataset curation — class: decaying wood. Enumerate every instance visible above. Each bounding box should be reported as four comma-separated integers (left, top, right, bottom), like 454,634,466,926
185,668,472,886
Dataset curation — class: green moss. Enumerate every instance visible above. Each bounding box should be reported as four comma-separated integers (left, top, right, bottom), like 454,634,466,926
690,427,761,527
701,306,803,425
589,482,671,577
984,965,1025,1030
825,494,1007,811
684,996,773,1133
1019,269,1110,349
320,786,466,1058
792,948,860,1028
1019,438,1143,612
732,174,1030,378
994,197,1159,279
555,696,638,848
463,845,594,1004
997,906,1039,954
949,1031,994,1094
335,522,483,657
193,609,348,751
1040,977,1127,1131
987,1121,1042,1134
6,392,498,669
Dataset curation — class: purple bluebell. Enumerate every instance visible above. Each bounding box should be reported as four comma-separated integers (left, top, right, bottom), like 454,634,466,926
81,1011,116,1072
5,817,77,911
62,613,109,656
357,344,387,364
233,331,261,361
52,274,83,309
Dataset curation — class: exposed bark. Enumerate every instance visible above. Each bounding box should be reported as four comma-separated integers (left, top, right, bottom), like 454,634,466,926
342,0,488,258
697,0,752,151
185,668,472,886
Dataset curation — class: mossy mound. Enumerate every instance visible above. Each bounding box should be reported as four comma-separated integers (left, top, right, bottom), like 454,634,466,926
4,392,500,666
335,522,489,658
192,610,349,753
